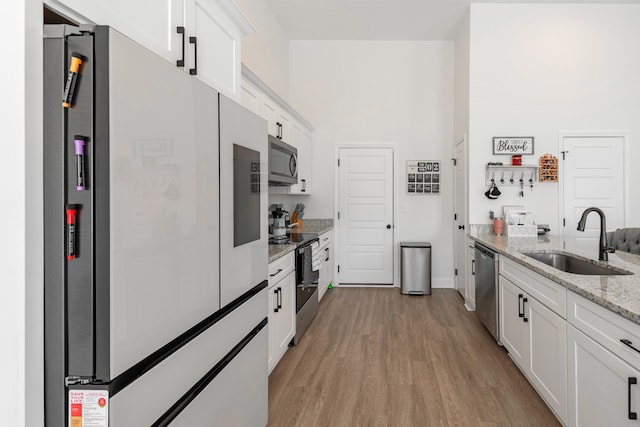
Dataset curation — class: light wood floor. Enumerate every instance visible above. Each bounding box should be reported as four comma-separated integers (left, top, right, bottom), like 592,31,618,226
267,288,561,427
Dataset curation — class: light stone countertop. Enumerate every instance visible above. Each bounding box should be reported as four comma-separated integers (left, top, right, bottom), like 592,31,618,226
470,232,640,325
268,219,334,264
288,218,334,235
268,244,297,264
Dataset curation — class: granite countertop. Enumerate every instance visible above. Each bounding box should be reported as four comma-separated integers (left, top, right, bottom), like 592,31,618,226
268,244,297,264
268,219,334,263
288,218,334,235
470,232,640,325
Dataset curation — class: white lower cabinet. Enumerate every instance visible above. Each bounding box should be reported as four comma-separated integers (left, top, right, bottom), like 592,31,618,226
317,230,334,301
499,276,528,366
568,325,640,427
499,274,567,425
465,244,476,310
528,291,567,423
567,290,640,426
268,253,296,373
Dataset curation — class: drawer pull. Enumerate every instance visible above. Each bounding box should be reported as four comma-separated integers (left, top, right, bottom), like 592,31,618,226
270,268,283,277
621,339,640,354
629,377,638,420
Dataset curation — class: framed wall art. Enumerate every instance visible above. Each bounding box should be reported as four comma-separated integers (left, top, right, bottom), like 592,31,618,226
492,137,534,155
407,160,440,195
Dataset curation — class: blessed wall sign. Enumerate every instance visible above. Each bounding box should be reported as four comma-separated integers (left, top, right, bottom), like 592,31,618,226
492,137,534,155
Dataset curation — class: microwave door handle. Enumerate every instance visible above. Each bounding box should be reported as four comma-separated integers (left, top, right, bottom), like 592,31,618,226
289,153,298,177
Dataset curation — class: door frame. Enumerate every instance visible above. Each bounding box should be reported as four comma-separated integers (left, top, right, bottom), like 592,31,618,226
557,131,630,240
334,143,399,287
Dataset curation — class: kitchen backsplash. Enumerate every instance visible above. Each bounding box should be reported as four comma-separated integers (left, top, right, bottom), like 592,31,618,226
295,218,334,233
469,224,493,234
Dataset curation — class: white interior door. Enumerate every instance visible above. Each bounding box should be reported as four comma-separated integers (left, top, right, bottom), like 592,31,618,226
338,148,394,285
454,139,466,298
562,136,624,241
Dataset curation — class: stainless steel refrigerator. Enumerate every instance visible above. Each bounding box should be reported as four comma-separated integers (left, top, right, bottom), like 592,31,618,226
44,25,268,426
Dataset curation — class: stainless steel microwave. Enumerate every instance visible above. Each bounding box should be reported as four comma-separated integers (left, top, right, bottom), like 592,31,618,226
269,135,298,186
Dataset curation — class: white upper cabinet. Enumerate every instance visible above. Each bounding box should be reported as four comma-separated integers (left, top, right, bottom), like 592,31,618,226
259,96,280,138
289,123,312,194
276,110,292,143
49,0,254,100
257,96,291,143
240,79,260,115
48,0,184,64
241,66,314,195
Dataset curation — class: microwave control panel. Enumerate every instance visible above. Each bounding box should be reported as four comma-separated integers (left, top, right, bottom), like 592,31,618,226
407,160,440,195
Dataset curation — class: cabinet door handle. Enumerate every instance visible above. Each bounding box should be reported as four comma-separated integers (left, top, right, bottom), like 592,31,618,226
471,259,475,275
189,36,198,75
273,288,279,313
277,287,283,309
522,297,529,323
629,377,638,420
518,294,524,318
301,179,306,192
458,224,465,230
325,247,329,262
176,26,185,67
621,339,640,354
269,268,283,277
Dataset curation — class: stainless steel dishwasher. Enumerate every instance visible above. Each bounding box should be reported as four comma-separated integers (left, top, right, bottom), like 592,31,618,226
474,242,501,343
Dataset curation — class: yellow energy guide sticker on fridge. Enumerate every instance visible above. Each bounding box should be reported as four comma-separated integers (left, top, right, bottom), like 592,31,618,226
69,389,109,427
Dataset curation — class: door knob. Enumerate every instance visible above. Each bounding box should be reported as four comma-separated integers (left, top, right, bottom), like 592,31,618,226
386,224,392,229
458,225,465,230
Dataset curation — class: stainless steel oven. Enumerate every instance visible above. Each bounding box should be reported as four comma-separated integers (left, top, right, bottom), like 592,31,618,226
292,234,319,344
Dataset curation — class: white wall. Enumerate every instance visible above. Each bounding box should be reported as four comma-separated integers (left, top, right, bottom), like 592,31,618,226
235,0,291,100
468,4,640,230
0,0,44,425
454,10,470,146
288,40,455,287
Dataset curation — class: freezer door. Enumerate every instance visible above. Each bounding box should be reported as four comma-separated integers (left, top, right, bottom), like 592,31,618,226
101,29,220,379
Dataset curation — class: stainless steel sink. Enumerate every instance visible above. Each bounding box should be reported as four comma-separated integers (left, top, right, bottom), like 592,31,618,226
522,252,632,276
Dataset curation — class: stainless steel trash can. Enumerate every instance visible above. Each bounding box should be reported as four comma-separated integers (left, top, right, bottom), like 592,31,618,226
400,242,432,295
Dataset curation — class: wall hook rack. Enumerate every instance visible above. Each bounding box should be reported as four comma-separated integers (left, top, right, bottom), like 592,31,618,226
485,164,539,186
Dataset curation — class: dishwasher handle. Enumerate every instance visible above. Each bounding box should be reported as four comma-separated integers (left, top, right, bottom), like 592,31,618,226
474,243,496,259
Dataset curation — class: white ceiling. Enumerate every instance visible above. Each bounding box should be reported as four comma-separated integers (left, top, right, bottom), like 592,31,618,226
265,0,639,41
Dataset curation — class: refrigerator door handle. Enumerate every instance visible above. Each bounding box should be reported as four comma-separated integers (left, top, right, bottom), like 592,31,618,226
189,36,198,75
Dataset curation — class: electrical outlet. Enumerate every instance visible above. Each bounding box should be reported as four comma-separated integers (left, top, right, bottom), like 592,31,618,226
402,204,409,213
489,210,494,219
